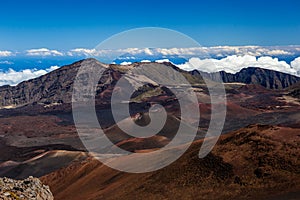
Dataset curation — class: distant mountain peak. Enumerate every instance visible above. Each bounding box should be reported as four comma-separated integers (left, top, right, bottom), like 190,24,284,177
215,67,300,89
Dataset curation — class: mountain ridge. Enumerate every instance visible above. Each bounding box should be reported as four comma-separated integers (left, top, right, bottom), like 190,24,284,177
1,58,300,107
191,67,300,89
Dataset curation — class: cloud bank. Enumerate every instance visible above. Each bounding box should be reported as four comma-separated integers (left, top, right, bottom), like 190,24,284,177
291,57,300,75
66,46,300,58
1,46,300,58
0,66,59,86
1,46,300,86
0,51,13,57
26,48,63,56
176,55,300,76
67,48,99,56
0,61,14,65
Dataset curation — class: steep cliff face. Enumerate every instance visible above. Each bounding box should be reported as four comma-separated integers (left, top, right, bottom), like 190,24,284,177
0,176,53,200
0,59,82,107
219,67,300,89
191,67,300,89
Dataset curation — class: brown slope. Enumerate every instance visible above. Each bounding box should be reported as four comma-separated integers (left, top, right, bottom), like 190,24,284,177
0,115,83,150
99,112,203,152
0,150,88,179
286,81,300,99
41,124,300,200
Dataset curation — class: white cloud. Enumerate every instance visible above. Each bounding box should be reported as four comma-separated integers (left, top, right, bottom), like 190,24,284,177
120,61,132,65
205,46,294,57
0,66,59,86
291,57,300,76
0,61,14,65
68,48,157,57
265,49,292,56
121,46,294,58
66,46,299,60
0,51,13,57
67,48,99,56
26,48,63,56
143,48,154,56
155,59,171,63
176,55,300,76
140,60,151,63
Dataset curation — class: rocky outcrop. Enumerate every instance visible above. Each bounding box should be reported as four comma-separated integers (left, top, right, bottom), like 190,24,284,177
0,176,53,200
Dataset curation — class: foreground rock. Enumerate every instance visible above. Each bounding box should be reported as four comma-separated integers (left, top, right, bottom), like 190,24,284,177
0,176,53,200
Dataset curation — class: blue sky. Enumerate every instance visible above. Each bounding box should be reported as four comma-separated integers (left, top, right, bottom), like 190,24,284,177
1,0,300,50
1,0,300,86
